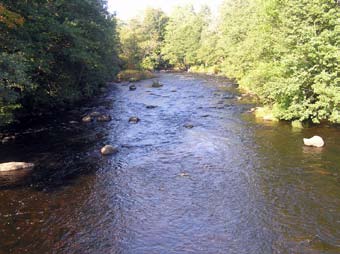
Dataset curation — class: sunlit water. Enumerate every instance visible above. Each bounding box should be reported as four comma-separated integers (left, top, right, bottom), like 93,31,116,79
0,73,339,254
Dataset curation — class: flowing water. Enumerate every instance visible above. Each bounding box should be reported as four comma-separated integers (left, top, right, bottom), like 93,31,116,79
0,73,339,254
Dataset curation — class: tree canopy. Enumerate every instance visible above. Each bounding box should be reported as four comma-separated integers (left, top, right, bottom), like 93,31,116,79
0,0,119,126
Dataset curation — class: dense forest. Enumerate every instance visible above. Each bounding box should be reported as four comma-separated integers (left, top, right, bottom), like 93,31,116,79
1,0,339,127
120,0,340,124
0,0,119,126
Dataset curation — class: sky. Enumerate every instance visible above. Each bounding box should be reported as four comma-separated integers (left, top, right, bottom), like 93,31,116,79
108,0,224,20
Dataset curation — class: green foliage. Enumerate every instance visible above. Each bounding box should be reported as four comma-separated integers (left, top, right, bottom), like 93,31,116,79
216,0,340,123
0,52,33,125
158,0,340,124
119,8,168,70
162,5,209,69
0,0,119,126
273,0,340,123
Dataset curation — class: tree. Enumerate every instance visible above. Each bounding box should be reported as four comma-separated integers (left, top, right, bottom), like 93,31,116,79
0,0,120,126
118,8,169,70
162,5,206,69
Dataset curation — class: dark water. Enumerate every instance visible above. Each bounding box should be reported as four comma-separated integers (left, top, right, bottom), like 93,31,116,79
0,73,339,254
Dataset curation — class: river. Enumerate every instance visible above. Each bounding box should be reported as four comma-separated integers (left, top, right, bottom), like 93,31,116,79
0,73,339,254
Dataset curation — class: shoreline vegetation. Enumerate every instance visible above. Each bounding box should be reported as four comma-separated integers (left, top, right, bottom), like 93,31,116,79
0,0,339,129
119,1,340,126
0,1,119,128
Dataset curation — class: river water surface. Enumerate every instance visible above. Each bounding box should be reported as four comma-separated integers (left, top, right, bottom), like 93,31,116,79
0,73,339,254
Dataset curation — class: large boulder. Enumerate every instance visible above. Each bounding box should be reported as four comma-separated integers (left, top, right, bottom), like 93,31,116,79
0,162,35,172
100,145,118,155
303,136,325,148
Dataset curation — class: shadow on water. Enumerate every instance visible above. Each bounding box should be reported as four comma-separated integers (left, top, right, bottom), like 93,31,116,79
0,73,339,254
0,92,120,191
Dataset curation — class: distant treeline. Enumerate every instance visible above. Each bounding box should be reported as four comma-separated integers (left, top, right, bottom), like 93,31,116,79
0,0,119,126
120,0,340,124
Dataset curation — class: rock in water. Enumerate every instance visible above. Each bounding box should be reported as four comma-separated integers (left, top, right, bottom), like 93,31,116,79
82,115,93,123
184,123,194,129
129,117,140,124
303,136,325,148
151,81,163,88
100,145,118,155
90,111,101,117
97,115,112,122
2,136,15,144
0,162,35,172
146,105,157,109
129,85,136,91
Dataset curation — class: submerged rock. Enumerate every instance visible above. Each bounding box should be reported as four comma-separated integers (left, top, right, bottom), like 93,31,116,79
0,162,35,172
184,123,194,129
303,136,325,148
100,145,118,155
146,105,157,109
129,117,140,124
129,85,137,91
97,115,112,122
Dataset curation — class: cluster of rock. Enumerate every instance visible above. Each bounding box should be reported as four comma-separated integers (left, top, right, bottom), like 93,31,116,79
82,111,112,123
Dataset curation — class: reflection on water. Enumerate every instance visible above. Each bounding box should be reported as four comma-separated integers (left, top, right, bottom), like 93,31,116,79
0,73,339,254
